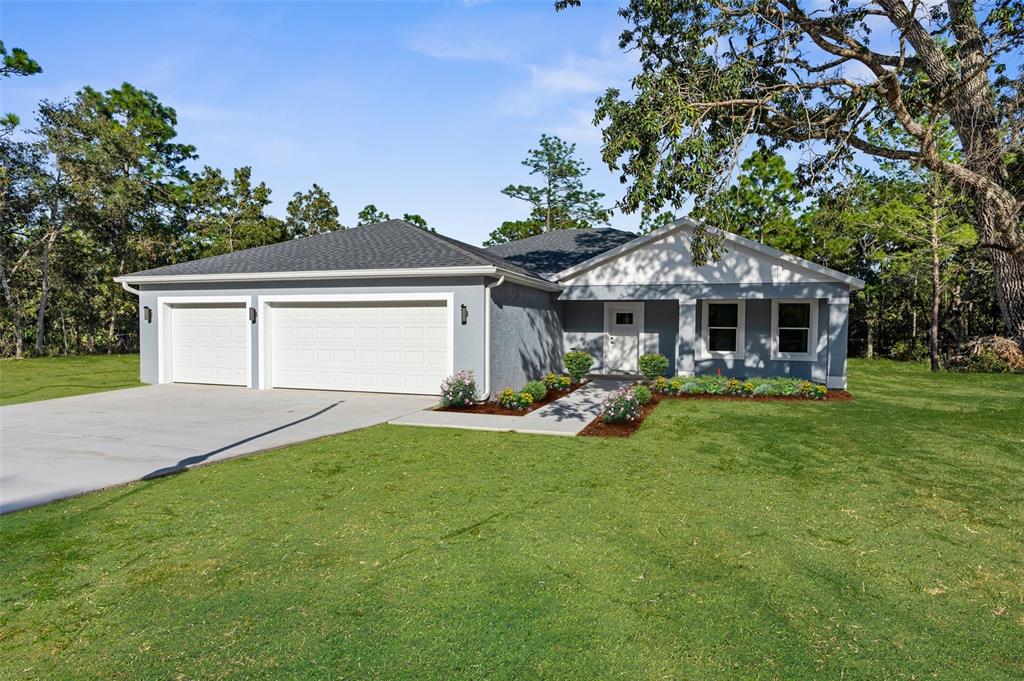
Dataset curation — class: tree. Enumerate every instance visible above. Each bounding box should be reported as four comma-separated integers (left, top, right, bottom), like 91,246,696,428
692,151,809,255
562,0,1024,346
482,219,544,246
285,183,342,238
192,166,285,257
487,134,609,245
401,213,434,232
638,210,675,235
1,41,42,131
357,204,390,226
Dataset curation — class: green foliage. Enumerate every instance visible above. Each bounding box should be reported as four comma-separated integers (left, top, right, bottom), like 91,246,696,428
522,380,548,402
357,204,390,226
439,370,477,408
496,387,533,410
651,376,670,394
633,384,652,405
401,213,435,232
563,350,594,384
285,183,342,238
638,352,670,380
543,372,572,391
600,385,643,423
692,151,808,255
0,354,140,406
486,134,608,245
192,166,285,256
0,41,42,130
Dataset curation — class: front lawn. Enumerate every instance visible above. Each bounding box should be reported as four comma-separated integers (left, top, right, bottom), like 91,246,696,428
1,360,1022,678
0,354,141,406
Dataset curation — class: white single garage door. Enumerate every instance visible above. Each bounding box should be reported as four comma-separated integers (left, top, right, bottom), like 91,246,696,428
268,301,449,395
170,304,249,386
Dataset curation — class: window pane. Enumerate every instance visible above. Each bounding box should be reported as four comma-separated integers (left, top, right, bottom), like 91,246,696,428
778,328,809,353
708,328,737,352
778,302,810,328
707,303,738,328
615,312,634,325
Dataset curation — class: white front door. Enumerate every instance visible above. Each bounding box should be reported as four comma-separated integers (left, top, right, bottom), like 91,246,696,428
170,304,249,386
604,302,643,373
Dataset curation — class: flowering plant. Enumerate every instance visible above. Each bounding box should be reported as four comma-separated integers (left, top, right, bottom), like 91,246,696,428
440,371,477,408
543,372,572,391
600,386,643,423
497,388,534,410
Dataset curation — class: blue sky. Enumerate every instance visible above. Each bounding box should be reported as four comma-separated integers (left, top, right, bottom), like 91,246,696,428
2,1,641,244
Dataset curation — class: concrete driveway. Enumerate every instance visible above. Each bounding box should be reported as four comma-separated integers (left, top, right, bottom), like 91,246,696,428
0,385,435,514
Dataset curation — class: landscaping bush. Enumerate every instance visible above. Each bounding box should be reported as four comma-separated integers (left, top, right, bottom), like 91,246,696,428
497,388,534,410
633,384,652,405
638,353,670,380
563,350,594,384
523,380,548,402
797,381,828,399
543,372,572,391
439,371,477,408
651,376,670,394
600,386,642,423
668,377,684,394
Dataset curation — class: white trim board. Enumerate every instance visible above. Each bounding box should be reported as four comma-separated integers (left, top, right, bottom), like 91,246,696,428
156,295,253,387
116,266,562,292
256,292,456,392
699,299,746,361
555,218,865,289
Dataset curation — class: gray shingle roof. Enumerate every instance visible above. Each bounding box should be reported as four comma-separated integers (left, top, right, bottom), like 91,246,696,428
484,228,639,278
122,220,541,280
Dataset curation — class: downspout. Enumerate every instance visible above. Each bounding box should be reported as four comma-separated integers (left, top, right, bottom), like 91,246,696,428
480,275,506,401
120,280,141,296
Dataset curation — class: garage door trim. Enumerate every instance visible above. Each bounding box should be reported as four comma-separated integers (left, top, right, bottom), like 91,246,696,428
256,292,455,391
157,295,253,387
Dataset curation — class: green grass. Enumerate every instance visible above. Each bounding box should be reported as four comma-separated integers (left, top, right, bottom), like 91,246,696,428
1,360,1022,679
0,354,141,406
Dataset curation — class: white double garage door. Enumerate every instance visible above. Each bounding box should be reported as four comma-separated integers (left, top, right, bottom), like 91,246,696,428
166,296,451,395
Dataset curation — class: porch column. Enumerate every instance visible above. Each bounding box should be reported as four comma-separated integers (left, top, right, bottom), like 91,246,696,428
677,298,697,376
827,296,850,389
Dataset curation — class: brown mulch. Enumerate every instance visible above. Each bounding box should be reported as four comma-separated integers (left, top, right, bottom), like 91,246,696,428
436,381,585,416
579,389,854,438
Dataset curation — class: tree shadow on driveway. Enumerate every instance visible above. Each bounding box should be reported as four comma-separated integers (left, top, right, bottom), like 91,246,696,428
142,400,343,480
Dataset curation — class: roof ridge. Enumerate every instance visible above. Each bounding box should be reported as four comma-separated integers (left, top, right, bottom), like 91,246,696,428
410,222,539,278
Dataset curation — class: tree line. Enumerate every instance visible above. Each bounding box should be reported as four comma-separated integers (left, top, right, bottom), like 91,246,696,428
0,45,432,358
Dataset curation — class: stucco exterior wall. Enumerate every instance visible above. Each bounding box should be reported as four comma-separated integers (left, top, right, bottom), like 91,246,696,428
136,276,487,393
488,281,563,393
562,300,678,375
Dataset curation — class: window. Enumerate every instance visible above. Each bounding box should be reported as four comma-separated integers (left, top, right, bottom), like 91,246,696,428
772,300,818,360
615,312,634,325
700,300,745,359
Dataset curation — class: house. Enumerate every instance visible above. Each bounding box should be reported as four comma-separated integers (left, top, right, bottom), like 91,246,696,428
114,218,864,396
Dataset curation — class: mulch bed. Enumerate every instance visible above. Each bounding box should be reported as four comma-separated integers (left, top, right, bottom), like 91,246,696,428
580,390,854,438
436,381,586,416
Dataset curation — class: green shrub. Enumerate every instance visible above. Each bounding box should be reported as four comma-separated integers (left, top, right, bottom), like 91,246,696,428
797,381,828,399
523,380,548,402
651,376,670,394
638,353,670,380
543,372,572,391
496,388,534,410
633,385,652,405
600,386,642,423
563,350,594,384
668,377,683,394
439,371,477,408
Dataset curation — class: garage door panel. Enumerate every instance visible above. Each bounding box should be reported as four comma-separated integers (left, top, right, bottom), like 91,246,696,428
170,304,248,386
269,301,448,395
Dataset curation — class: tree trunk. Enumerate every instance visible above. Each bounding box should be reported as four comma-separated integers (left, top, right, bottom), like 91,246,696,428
972,197,1024,347
865,291,874,359
34,228,59,356
930,207,941,372
108,254,126,354
0,259,26,358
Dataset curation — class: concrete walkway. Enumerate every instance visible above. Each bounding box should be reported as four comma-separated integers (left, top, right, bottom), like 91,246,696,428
389,378,626,436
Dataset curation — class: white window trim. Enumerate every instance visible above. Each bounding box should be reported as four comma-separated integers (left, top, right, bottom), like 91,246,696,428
157,295,253,387
700,299,745,360
771,299,819,362
256,292,455,390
